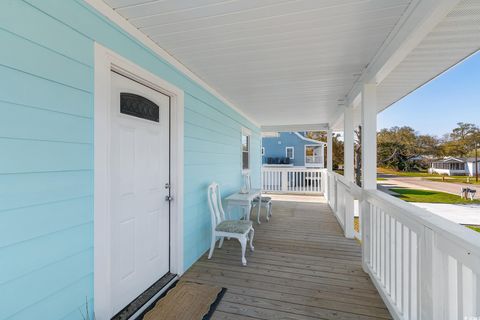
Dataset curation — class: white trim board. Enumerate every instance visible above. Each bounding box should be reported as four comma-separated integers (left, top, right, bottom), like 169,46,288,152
285,147,294,160
93,43,184,320
82,0,259,128
261,124,329,132
293,132,326,145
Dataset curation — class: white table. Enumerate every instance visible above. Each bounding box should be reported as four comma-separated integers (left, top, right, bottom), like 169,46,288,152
225,188,262,223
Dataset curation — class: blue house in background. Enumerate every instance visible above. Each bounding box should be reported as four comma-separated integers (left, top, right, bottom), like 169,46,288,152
262,132,325,168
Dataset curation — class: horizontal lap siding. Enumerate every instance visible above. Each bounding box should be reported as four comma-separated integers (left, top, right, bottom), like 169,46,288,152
184,94,261,268
0,0,260,319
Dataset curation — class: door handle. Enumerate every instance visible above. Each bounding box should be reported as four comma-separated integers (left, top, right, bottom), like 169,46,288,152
165,195,174,202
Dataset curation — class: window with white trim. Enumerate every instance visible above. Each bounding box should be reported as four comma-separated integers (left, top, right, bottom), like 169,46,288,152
286,147,294,159
242,129,250,170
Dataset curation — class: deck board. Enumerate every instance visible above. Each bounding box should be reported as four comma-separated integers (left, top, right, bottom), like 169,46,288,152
181,196,392,319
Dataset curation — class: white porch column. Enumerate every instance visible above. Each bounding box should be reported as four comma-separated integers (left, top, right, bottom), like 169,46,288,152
361,83,377,272
343,106,354,182
343,106,355,238
325,128,333,202
326,128,333,172
361,83,377,190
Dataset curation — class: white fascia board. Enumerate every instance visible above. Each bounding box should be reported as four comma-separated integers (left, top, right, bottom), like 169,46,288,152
261,123,329,132
293,132,325,145
345,0,461,108
83,0,259,127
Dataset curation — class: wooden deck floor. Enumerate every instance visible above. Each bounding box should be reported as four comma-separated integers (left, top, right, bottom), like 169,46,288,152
181,196,392,320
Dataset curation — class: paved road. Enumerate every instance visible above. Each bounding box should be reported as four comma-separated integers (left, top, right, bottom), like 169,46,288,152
378,175,480,199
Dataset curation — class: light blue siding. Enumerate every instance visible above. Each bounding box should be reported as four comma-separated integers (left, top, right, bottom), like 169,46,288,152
0,0,260,319
262,132,322,166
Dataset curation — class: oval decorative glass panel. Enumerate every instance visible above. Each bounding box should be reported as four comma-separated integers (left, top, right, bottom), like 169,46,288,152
120,93,160,122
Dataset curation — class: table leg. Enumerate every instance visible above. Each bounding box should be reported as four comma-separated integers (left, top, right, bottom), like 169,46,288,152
246,204,252,221
257,194,262,224
226,203,232,220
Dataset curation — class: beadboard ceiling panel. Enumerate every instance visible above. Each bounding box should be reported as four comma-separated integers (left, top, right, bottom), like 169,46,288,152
377,0,480,113
102,0,414,125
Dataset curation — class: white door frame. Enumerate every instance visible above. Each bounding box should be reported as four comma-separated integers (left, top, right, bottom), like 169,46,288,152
93,43,184,319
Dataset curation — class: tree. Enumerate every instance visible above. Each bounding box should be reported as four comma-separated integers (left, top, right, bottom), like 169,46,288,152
354,126,362,186
442,122,479,157
377,126,439,171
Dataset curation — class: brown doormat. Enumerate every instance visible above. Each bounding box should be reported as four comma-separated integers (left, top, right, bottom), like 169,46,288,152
141,281,226,320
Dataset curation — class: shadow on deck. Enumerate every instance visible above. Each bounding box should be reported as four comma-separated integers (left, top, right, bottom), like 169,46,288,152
181,195,392,320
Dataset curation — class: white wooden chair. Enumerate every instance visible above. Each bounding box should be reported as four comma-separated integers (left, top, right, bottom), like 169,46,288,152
207,182,254,266
243,173,273,224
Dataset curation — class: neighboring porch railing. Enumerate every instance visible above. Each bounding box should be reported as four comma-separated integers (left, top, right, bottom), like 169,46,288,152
305,155,323,165
262,167,322,193
323,169,480,319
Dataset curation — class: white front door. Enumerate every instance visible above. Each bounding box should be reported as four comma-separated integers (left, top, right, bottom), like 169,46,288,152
110,71,171,315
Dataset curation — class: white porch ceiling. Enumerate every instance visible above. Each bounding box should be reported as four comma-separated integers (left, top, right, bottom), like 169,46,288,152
102,0,412,126
377,0,480,112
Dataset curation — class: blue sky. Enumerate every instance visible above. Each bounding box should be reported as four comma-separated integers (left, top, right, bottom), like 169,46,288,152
378,51,480,137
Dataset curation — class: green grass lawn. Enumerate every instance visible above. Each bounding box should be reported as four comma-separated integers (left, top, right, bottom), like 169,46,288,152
377,177,387,181
378,167,480,185
467,225,480,233
378,167,434,177
390,188,480,204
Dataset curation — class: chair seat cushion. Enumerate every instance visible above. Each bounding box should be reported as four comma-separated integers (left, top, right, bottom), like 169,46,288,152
253,196,271,203
216,220,252,234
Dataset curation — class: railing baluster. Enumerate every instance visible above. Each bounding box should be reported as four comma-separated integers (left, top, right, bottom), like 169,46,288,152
386,214,391,294
457,260,463,320
391,217,396,303
398,221,403,312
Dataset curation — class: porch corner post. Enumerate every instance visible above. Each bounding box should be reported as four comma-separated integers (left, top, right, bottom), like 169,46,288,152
326,128,333,201
360,83,377,273
343,106,355,238
327,128,333,172
343,106,354,182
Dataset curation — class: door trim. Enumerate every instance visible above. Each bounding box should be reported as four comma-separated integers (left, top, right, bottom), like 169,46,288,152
93,43,184,320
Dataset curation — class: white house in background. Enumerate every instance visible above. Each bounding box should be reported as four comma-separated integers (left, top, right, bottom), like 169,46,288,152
429,157,480,176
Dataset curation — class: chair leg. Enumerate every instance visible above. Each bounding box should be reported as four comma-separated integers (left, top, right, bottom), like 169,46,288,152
249,228,255,252
268,203,273,218
239,236,247,266
208,234,216,259
218,237,224,248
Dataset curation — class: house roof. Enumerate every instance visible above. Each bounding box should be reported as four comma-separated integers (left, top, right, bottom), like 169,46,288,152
433,157,479,164
293,132,325,145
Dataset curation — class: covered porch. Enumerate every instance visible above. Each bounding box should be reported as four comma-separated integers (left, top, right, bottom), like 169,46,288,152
184,195,392,319
2,0,480,319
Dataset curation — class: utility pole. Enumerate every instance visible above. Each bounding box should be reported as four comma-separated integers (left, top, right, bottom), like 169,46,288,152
476,141,478,182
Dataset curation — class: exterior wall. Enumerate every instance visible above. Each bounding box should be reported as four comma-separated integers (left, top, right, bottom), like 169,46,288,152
428,168,466,176
262,132,322,167
0,1,260,319
466,162,480,177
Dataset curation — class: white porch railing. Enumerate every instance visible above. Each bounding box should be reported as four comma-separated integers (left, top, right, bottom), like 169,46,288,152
323,169,480,320
323,170,359,239
262,167,322,194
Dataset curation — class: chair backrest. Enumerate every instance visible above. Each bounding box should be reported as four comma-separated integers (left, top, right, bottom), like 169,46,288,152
207,182,226,229
242,172,252,191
